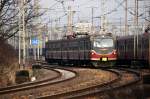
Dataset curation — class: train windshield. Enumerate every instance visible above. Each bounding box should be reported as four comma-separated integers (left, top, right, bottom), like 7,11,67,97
93,38,114,48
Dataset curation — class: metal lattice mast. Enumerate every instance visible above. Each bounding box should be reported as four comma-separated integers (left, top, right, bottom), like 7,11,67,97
134,0,138,59
33,0,40,60
22,0,26,67
18,0,26,68
125,0,128,36
67,6,73,35
100,0,107,34
18,0,21,67
88,6,97,34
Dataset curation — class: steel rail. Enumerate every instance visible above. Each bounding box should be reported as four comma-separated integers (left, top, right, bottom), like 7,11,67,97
0,68,61,92
37,68,122,99
37,62,141,99
65,68,141,99
0,66,77,95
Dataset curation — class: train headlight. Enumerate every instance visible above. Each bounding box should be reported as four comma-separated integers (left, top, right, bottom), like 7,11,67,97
113,50,116,55
91,52,94,55
91,50,96,55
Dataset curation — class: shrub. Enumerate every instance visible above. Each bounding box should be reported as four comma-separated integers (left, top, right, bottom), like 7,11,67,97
0,38,19,87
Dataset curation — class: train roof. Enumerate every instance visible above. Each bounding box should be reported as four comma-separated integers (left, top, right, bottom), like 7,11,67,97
48,34,112,42
46,33,114,44
116,33,150,40
46,36,90,43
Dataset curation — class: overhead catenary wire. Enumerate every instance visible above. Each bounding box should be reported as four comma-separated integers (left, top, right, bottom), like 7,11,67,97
41,0,69,24
55,0,67,14
74,0,97,7
114,0,150,22
93,0,125,18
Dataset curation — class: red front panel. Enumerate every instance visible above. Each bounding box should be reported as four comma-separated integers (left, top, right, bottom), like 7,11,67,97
90,50,117,61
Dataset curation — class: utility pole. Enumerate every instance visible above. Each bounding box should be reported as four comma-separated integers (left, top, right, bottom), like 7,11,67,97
87,6,97,34
22,0,26,67
18,1,21,68
50,18,53,40
135,0,138,26
100,0,105,33
125,0,128,36
67,6,74,36
134,0,138,59
120,17,122,35
100,0,108,34
77,5,80,22
88,7,97,34
92,7,94,33
34,0,40,60
18,0,26,69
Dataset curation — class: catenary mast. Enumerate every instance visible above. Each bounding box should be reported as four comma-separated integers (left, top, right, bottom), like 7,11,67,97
100,0,108,34
18,0,26,68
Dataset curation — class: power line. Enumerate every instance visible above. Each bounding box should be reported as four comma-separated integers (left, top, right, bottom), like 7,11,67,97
75,0,97,7
114,0,150,22
93,0,125,18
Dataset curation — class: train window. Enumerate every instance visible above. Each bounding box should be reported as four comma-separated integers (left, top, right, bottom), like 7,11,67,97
49,44,51,50
67,41,69,50
53,43,56,50
144,38,149,49
47,44,49,50
68,41,77,50
55,42,61,51
80,41,84,50
46,44,48,49
51,43,53,49
85,41,90,50
121,44,123,50
63,41,67,51
50,43,52,50
93,38,113,48
64,42,68,50
47,43,49,49
61,42,64,50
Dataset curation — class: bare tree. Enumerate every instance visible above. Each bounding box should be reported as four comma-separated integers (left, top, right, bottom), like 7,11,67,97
0,0,42,40
0,0,43,86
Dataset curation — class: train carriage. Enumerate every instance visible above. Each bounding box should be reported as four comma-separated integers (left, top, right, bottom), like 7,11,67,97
45,33,117,67
116,32,150,67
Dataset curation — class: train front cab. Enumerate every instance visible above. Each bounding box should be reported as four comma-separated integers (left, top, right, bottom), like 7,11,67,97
90,35,117,67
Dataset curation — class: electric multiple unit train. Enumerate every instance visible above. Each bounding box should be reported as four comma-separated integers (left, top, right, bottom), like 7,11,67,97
45,33,117,67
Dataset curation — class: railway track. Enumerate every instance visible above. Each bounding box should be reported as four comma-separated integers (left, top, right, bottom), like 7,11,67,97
0,66,77,99
0,68,61,92
37,68,141,99
0,61,141,99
